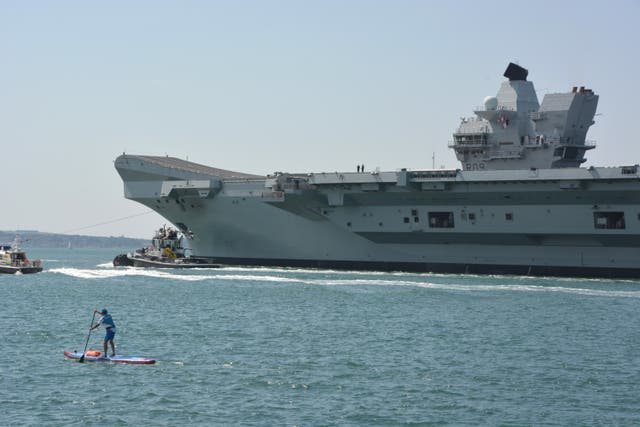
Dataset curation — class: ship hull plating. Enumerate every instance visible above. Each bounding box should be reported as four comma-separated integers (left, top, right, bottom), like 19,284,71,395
189,257,640,279
115,155,640,278
114,63,640,278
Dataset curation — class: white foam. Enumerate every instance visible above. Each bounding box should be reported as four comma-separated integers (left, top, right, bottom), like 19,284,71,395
49,267,212,281
96,262,113,268
48,266,640,298
294,276,640,298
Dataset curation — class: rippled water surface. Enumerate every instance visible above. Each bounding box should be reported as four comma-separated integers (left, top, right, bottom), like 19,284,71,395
2,249,639,426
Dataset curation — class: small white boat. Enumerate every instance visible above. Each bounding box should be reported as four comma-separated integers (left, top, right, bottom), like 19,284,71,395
0,238,43,274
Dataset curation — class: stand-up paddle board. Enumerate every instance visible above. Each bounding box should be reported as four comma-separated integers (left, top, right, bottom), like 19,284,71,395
64,350,156,364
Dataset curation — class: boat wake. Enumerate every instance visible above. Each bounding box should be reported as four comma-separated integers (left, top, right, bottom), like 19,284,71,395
96,262,114,268
49,267,214,281
47,265,640,299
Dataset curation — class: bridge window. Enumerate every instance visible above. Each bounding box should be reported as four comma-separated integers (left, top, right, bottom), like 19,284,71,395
594,212,625,229
428,212,455,228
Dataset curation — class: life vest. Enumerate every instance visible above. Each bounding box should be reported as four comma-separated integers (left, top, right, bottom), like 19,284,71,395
164,247,176,258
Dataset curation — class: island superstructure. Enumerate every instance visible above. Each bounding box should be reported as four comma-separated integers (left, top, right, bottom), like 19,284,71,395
115,63,640,278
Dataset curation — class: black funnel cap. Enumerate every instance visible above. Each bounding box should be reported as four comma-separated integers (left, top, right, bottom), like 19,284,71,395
504,62,528,81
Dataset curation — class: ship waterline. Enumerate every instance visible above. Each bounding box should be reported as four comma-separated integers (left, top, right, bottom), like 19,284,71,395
115,63,640,278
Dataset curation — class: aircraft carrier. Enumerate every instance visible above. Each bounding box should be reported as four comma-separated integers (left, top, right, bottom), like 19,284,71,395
115,63,640,278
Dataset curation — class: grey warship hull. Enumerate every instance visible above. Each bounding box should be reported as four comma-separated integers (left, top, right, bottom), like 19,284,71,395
115,64,640,278
114,156,640,278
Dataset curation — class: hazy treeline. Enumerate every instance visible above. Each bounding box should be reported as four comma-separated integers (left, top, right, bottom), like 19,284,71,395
0,231,145,249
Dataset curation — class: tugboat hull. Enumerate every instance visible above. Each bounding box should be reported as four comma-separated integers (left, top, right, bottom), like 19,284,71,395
113,253,220,269
112,253,134,267
130,256,221,269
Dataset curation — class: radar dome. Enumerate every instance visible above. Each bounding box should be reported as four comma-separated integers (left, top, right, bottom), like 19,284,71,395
484,96,498,110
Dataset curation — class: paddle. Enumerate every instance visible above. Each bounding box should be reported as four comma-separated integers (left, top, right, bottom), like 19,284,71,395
79,311,97,363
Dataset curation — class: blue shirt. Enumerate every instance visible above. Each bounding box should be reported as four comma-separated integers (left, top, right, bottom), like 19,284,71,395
98,314,116,330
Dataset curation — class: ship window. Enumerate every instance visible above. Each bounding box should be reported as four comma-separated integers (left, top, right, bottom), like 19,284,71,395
468,213,476,221
411,209,418,216
594,212,625,229
505,213,513,221
347,222,352,227
403,217,410,223
428,212,455,228
414,217,419,223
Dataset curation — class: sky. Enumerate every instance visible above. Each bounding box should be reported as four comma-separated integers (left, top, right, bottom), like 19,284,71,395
1,1,639,238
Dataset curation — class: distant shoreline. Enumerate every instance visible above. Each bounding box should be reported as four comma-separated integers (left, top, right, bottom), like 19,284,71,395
0,230,146,249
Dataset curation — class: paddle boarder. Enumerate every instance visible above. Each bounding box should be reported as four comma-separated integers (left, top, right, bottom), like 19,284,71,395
90,308,116,357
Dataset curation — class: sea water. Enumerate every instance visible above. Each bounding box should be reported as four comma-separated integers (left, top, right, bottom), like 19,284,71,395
1,248,639,426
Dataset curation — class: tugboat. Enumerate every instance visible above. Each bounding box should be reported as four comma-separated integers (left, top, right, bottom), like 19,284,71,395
0,238,43,274
113,225,221,268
